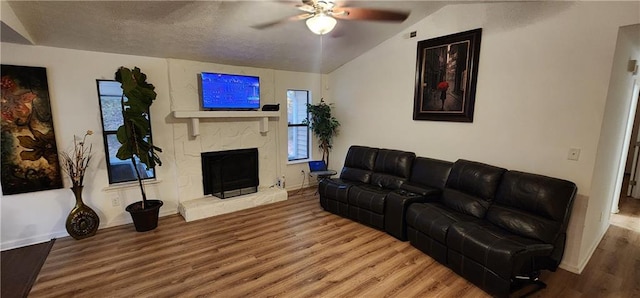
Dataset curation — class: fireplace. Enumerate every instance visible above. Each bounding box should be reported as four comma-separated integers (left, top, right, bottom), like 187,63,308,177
201,148,259,199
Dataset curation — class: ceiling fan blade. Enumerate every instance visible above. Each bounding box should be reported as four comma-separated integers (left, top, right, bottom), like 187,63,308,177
252,13,313,30
296,4,316,13
275,0,314,5
332,7,409,22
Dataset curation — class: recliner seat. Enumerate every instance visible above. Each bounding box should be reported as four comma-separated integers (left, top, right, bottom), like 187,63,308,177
406,160,506,263
445,170,577,296
319,146,378,216
347,149,415,228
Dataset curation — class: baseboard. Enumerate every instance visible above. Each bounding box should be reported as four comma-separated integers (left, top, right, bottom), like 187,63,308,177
285,181,318,191
1,209,179,251
558,261,581,274
1,232,66,251
558,223,609,274
102,209,178,228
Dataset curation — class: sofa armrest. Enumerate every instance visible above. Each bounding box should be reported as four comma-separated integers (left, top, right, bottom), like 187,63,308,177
384,190,427,240
400,183,442,201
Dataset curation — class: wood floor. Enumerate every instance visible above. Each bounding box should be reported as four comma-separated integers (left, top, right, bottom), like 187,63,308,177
30,188,640,297
610,190,640,232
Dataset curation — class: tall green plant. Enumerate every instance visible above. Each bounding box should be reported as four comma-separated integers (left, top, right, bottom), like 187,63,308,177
115,66,162,208
304,99,340,166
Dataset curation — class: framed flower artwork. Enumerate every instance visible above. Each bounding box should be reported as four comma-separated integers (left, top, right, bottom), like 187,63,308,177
1,65,63,195
413,28,482,122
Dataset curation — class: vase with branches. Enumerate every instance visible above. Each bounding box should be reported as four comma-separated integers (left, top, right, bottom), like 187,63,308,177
60,130,99,239
304,99,340,166
60,130,93,187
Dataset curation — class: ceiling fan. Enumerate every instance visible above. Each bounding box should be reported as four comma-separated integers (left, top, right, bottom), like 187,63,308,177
254,0,410,35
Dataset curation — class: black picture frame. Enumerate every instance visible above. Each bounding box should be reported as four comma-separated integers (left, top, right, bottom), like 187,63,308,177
413,28,482,122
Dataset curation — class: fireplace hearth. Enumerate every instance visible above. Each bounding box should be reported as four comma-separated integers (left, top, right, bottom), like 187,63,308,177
201,148,259,199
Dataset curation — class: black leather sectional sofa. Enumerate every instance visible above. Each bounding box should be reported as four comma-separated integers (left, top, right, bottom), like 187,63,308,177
318,145,577,297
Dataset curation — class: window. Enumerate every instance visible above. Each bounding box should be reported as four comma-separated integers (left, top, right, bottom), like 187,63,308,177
287,90,309,161
96,80,156,184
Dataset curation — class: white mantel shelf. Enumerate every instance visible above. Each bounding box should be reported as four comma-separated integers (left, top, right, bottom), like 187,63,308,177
172,110,280,137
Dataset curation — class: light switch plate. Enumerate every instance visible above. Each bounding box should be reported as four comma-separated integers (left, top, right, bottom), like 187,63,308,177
568,148,581,161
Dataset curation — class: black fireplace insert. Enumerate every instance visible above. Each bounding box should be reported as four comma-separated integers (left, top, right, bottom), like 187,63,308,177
201,148,259,199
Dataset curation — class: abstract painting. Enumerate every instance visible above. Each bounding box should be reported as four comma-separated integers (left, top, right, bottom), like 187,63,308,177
1,65,62,195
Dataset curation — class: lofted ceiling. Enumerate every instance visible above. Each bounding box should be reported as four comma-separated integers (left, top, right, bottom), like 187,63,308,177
2,1,449,74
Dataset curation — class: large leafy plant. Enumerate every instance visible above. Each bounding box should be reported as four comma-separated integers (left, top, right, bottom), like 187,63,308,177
115,66,162,208
304,99,340,166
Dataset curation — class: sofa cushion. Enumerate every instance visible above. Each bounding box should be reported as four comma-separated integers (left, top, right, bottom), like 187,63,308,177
442,160,506,218
446,220,554,279
440,188,492,219
340,146,378,183
349,206,385,229
319,178,358,203
370,149,415,189
318,178,359,216
487,171,577,244
407,157,453,190
406,202,478,244
348,184,388,214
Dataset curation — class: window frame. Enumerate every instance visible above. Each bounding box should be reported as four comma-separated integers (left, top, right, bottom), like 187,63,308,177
287,89,310,162
96,79,157,184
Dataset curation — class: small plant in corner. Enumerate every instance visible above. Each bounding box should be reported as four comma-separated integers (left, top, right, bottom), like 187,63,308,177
115,66,163,232
304,99,340,166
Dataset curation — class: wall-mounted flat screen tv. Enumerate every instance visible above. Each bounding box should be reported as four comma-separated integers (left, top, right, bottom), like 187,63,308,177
200,72,260,110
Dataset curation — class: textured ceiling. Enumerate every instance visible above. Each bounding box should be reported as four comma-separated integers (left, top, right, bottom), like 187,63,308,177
4,1,447,73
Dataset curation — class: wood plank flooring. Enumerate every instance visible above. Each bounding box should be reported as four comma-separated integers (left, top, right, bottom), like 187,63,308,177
30,189,487,297
29,188,640,297
610,192,640,232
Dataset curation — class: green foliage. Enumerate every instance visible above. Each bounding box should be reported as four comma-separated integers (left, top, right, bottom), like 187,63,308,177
303,100,340,165
114,67,162,171
114,66,162,206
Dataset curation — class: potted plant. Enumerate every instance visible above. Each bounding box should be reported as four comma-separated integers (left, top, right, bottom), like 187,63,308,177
304,99,340,166
115,66,163,232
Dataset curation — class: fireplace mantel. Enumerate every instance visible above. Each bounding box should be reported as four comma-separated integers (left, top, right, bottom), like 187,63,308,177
172,110,280,137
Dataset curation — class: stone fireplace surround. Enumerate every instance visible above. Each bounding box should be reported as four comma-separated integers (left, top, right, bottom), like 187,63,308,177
174,116,287,222
168,60,291,222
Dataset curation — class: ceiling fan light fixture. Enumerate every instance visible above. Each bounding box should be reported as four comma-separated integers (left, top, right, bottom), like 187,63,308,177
305,13,337,35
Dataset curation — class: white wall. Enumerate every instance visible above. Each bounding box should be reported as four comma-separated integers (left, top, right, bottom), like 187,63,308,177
275,71,325,190
0,43,179,249
326,1,639,272
0,44,323,249
166,59,322,199
586,23,640,266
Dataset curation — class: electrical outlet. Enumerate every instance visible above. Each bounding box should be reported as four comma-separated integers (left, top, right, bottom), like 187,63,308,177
110,195,121,207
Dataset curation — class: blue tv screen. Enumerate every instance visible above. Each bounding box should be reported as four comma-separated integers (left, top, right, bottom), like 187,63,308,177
200,72,260,110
